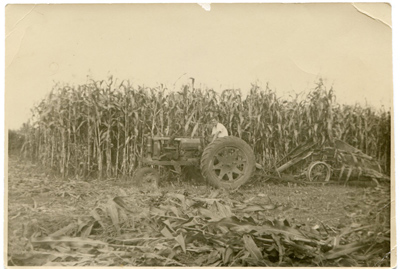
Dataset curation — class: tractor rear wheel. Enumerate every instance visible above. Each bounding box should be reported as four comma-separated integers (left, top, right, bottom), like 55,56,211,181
200,136,256,189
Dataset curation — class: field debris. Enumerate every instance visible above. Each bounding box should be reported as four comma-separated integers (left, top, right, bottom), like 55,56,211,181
8,158,390,267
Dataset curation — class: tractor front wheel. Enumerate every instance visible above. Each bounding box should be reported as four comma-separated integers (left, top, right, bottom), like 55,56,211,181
134,167,160,188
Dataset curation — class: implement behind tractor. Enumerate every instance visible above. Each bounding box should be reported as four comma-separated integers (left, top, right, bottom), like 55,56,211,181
274,138,389,184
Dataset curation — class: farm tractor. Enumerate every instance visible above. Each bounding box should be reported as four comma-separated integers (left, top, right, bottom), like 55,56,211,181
134,135,257,189
134,134,389,189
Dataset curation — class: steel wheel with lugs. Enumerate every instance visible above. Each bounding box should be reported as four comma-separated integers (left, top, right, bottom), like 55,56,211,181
200,136,256,189
306,161,331,182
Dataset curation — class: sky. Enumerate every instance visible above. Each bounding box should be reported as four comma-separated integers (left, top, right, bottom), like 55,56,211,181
5,3,393,130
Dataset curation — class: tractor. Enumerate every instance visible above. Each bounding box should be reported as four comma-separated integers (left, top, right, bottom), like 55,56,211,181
134,135,256,189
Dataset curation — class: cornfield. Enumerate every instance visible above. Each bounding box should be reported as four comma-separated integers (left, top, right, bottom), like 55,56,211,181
20,77,391,179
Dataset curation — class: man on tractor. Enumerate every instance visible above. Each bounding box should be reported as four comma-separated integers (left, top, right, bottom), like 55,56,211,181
211,117,228,142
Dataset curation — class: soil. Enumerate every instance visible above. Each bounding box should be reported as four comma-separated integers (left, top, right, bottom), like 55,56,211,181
6,154,391,266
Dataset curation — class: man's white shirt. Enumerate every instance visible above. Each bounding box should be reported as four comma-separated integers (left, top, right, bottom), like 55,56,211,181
212,123,229,138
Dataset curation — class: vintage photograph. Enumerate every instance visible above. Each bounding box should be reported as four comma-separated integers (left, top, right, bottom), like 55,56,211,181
5,3,393,267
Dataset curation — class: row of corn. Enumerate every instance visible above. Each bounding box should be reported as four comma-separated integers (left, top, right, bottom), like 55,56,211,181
19,77,391,179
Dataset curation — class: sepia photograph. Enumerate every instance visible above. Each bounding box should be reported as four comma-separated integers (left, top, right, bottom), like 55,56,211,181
4,3,394,267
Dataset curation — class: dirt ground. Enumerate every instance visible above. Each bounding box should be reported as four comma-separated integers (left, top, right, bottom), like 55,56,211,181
6,155,391,266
